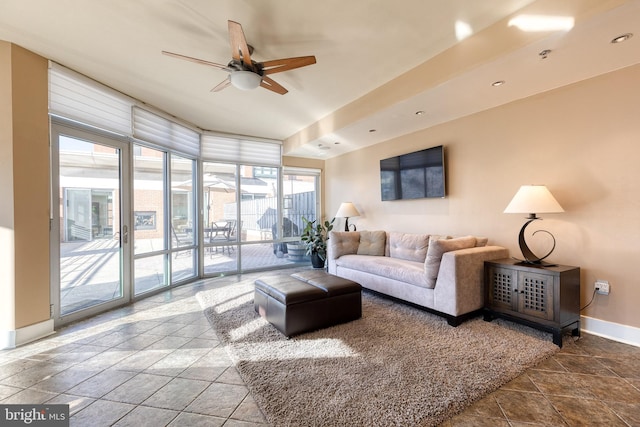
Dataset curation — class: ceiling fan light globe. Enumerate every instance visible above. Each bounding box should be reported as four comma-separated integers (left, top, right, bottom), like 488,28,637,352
230,71,262,90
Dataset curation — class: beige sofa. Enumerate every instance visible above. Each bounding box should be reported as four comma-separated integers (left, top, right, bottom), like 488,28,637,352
327,231,509,326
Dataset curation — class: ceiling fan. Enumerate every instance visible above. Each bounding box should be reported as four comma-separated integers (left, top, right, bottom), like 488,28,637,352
162,20,316,95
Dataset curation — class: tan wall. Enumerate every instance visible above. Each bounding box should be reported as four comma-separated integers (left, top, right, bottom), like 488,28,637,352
283,156,324,171
2,43,50,329
0,42,16,332
325,64,640,329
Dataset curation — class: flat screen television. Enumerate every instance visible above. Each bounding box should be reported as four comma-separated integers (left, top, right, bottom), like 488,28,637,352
380,145,445,201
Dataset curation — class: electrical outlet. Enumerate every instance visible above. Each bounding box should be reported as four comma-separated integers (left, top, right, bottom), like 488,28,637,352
595,280,610,295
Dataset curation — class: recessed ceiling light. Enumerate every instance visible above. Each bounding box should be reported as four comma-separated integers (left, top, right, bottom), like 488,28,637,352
317,144,330,150
334,141,340,145
491,80,505,87
508,15,574,32
455,20,473,41
611,33,633,44
369,129,377,133
415,110,426,116
539,49,552,59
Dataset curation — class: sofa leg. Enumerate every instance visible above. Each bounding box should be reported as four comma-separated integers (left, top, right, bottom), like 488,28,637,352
446,317,461,327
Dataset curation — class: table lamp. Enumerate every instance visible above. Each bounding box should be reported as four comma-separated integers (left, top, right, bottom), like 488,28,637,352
335,202,360,231
504,185,564,266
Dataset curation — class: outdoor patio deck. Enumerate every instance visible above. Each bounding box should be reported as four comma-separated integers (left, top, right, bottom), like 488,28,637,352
60,239,306,316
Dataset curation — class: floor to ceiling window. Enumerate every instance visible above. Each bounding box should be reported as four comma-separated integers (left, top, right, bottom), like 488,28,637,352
133,146,198,295
49,62,322,326
202,161,238,274
282,167,320,236
201,161,320,275
132,145,167,295
239,165,281,272
277,167,320,260
170,154,197,282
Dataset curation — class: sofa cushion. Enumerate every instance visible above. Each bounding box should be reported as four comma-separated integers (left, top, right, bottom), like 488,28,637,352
388,232,430,262
336,254,427,288
424,236,477,288
357,230,386,256
475,237,489,247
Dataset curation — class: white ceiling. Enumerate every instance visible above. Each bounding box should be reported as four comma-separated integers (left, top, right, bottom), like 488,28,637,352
1,1,639,159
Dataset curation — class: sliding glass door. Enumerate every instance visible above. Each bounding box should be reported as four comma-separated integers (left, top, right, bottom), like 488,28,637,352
51,122,131,325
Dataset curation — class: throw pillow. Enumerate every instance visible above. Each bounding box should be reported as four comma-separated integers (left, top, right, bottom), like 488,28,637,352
388,232,430,262
424,235,477,288
328,231,360,259
357,230,386,256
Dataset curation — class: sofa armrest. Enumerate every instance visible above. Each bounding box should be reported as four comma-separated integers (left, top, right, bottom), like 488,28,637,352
327,231,360,274
433,245,509,316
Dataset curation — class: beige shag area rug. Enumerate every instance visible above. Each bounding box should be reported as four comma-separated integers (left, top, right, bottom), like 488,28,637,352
197,276,558,427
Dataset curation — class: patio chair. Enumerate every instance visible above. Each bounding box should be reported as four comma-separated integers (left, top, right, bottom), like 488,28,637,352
208,219,237,256
171,226,191,258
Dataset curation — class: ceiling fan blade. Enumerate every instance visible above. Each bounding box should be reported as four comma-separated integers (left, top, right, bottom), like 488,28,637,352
228,20,253,69
260,76,288,95
162,51,229,70
261,56,317,75
211,77,231,92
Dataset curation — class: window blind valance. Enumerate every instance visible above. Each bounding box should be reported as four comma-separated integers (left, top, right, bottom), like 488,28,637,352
132,107,200,157
48,62,133,135
284,166,321,176
201,133,282,166
49,63,281,164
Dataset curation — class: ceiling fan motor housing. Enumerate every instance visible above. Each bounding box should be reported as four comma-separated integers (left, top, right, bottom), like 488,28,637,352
228,59,264,76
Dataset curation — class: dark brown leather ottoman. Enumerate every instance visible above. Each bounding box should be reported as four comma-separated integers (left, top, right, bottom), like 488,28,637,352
254,270,362,337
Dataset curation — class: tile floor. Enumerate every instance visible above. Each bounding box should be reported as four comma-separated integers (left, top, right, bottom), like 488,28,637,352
0,274,268,427
1,272,639,427
443,329,640,426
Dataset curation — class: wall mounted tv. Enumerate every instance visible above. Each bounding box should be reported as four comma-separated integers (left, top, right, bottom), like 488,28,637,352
380,145,445,201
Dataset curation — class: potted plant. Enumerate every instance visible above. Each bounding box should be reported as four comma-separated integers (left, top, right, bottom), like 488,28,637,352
300,216,335,268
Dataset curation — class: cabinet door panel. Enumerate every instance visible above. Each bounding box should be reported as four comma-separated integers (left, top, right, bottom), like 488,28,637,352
518,272,554,320
488,266,516,311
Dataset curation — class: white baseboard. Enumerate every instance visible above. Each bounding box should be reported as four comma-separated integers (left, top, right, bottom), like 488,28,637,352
0,330,16,350
581,315,640,347
1,319,55,350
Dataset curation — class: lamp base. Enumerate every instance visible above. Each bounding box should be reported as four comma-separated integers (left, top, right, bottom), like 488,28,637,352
511,257,557,268
344,217,357,232
517,217,557,266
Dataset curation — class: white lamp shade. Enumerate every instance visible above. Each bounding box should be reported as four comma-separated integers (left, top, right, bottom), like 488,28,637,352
504,185,564,214
335,202,360,218
229,71,262,90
